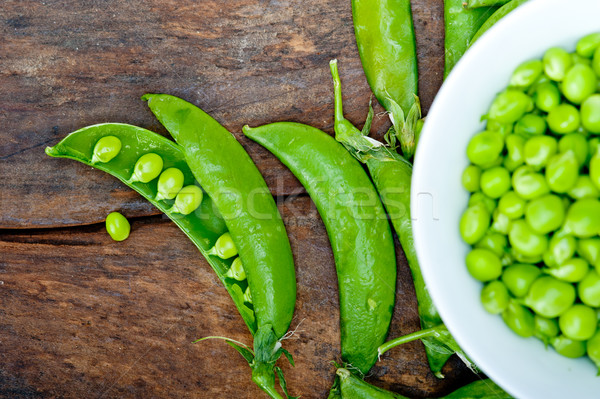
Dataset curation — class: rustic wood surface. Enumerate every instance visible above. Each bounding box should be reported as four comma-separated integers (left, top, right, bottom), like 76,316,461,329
0,0,481,397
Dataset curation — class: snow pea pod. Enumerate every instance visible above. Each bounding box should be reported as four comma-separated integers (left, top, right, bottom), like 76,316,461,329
143,94,296,399
470,0,529,45
444,0,498,77
352,0,417,114
243,121,396,375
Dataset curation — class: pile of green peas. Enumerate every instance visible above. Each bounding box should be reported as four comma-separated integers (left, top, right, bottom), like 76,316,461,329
92,135,252,304
460,33,600,368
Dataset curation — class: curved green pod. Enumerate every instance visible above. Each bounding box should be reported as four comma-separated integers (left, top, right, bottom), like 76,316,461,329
470,0,530,45
352,0,418,114
44,123,254,328
243,122,396,374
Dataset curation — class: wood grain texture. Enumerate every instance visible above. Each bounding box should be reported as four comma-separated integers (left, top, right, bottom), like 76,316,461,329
0,0,478,398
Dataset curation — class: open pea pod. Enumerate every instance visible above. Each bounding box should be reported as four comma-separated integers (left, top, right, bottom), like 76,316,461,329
45,123,258,330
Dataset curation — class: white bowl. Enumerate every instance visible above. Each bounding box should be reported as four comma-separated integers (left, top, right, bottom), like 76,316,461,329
412,0,600,397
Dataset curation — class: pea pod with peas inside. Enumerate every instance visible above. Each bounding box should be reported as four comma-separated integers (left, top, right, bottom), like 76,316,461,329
46,94,298,399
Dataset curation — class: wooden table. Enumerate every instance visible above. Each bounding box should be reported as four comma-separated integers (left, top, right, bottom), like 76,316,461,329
0,1,479,397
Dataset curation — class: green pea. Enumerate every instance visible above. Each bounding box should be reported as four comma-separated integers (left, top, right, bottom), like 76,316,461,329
514,114,547,137
468,192,497,214
561,64,597,104
465,248,502,282
591,148,600,190
498,191,526,220
568,175,600,200
503,134,525,171
581,95,600,133
509,219,548,257
563,199,600,238
559,304,598,341
510,60,543,89
467,130,504,166
225,257,246,281
589,137,600,158
577,238,600,266
524,194,565,234
502,299,535,338
578,270,600,307
501,263,541,298
480,166,511,199
511,248,543,265
481,280,510,314
524,276,576,318
243,286,252,304
551,335,587,358
460,203,491,245
534,82,561,112
543,47,573,81
92,136,121,164
523,135,557,170
475,232,507,257
130,153,164,183
155,167,185,201
544,258,589,283
577,33,600,58
558,133,588,167
462,165,481,192
593,45,600,77
172,185,204,215
512,166,550,200
490,209,512,235
586,330,600,372
105,211,130,242
572,53,592,67
208,232,238,259
545,151,579,194
534,315,559,344
488,90,533,124
543,234,576,268
547,104,580,134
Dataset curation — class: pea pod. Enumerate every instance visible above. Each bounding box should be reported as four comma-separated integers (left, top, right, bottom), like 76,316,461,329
143,94,297,399
330,60,475,377
243,121,396,375
466,0,510,8
469,0,530,46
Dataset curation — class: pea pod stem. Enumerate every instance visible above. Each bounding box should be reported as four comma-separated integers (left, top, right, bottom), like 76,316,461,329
377,324,449,356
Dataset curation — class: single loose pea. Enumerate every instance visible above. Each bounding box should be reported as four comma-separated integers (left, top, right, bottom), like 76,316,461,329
534,82,561,112
524,194,565,234
543,47,573,81
225,257,246,281
475,232,507,257
512,166,550,200
547,104,580,134
534,315,559,344
561,64,597,104
568,175,600,200
511,248,543,265
105,211,130,242
563,199,600,238
510,60,543,88
586,330,600,372
243,286,252,304
468,192,497,214
171,185,203,215
577,238,600,266
92,136,121,164
486,120,514,135
460,203,491,245
558,133,588,167
462,165,481,192
544,258,589,283
208,232,238,259
467,131,504,166
155,168,185,201
480,166,511,199
502,299,535,338
551,335,587,358
465,248,502,282
523,135,557,170
578,270,600,307
129,153,164,183
524,276,576,318
577,33,600,58
514,114,547,137
581,95,600,133
559,304,598,341
481,280,510,314
544,234,576,267
488,90,533,124
490,209,512,235
504,134,525,171
509,219,548,257
498,191,526,220
501,263,541,298
545,151,579,194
